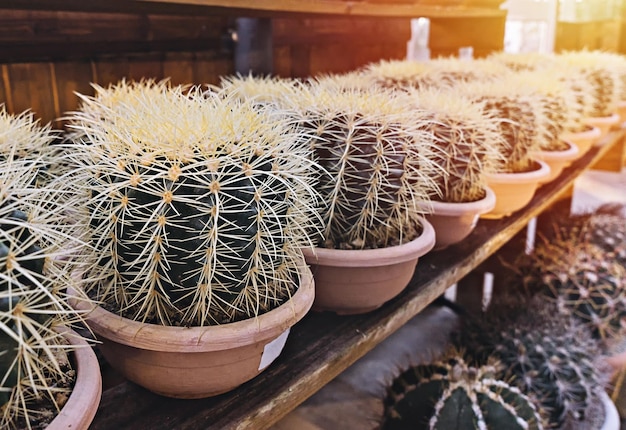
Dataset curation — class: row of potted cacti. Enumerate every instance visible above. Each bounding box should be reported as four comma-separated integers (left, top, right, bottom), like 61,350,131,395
1,48,626,428
381,202,626,429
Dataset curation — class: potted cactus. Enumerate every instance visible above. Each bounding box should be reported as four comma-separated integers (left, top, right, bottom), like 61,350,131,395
0,107,101,429
509,71,580,182
458,80,551,219
456,297,613,429
556,50,622,140
63,80,320,398
406,87,504,249
283,79,437,315
382,349,543,429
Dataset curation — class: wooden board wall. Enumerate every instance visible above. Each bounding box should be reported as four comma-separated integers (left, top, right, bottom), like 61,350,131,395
0,10,234,125
0,10,506,126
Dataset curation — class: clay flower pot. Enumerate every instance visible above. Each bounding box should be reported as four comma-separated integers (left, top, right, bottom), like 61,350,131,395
482,160,551,219
424,187,495,250
584,113,620,143
561,125,601,158
302,219,436,315
71,258,314,399
533,139,579,184
48,329,102,430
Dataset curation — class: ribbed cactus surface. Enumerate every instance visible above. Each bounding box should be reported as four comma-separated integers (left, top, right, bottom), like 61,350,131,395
456,299,608,429
383,353,543,430
0,109,87,428
286,83,438,249
66,82,320,326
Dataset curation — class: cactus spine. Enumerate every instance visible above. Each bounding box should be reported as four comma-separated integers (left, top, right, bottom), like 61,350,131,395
383,351,543,430
460,80,545,173
285,81,439,249
408,87,506,203
456,299,609,429
65,82,321,326
0,110,88,429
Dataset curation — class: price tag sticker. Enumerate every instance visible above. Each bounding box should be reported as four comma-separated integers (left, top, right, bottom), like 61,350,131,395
258,328,290,371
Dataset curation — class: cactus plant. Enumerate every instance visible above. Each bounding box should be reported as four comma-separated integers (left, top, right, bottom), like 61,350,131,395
556,51,622,118
488,51,555,73
382,349,543,430
456,298,610,429
508,235,626,347
284,80,439,249
459,80,545,173
0,110,94,429
64,82,322,327
362,59,434,91
408,87,506,203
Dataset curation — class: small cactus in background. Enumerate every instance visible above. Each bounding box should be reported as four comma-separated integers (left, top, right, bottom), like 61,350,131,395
488,51,555,72
459,80,544,173
218,74,306,107
423,57,511,87
456,298,610,429
362,59,434,90
382,349,543,430
407,87,506,203
285,80,440,249
65,82,321,326
0,111,89,428
509,235,626,347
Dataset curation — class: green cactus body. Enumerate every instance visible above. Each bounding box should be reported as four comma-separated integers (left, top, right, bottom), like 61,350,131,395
409,88,506,203
556,51,621,118
516,237,626,343
383,354,543,430
457,300,608,429
0,122,88,428
285,84,439,249
66,84,321,326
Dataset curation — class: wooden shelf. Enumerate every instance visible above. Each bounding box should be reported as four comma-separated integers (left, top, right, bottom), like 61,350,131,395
88,129,625,430
1,0,507,18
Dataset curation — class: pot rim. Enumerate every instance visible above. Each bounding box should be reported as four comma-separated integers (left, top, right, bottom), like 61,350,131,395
532,139,579,161
301,218,435,268
427,187,496,216
561,125,601,141
47,329,101,430
584,112,620,125
70,255,314,352
484,159,551,184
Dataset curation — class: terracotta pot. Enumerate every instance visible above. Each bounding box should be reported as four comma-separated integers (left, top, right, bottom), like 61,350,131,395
424,187,495,250
584,113,620,143
481,160,551,220
48,329,102,430
532,139,579,184
302,219,435,315
561,125,601,158
72,257,314,399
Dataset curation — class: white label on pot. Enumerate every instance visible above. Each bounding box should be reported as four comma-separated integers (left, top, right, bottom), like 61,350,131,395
259,328,290,371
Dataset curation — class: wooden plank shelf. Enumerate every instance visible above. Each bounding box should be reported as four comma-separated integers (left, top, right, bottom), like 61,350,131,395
89,129,624,430
0,0,507,18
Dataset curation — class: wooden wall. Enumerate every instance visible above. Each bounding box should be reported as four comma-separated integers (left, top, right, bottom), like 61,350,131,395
0,9,505,126
0,10,235,125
